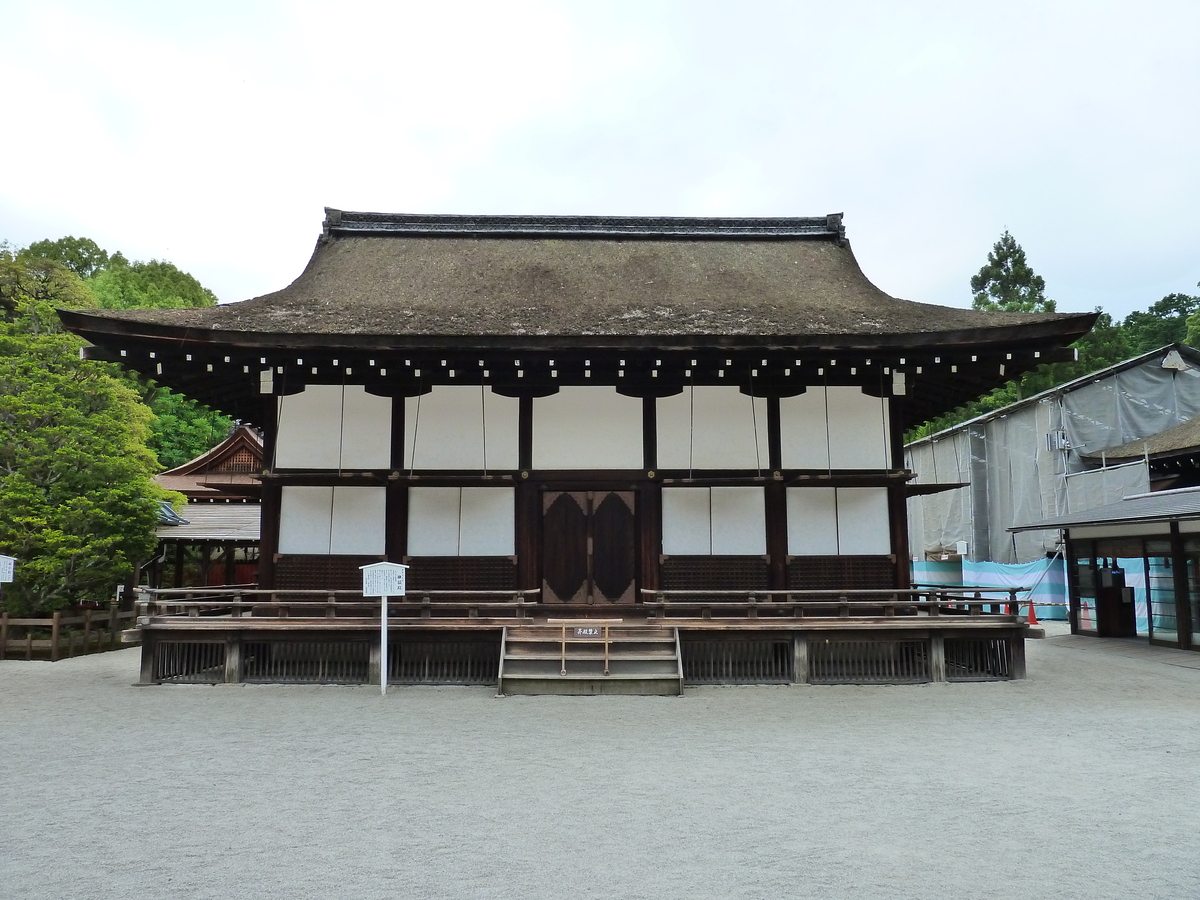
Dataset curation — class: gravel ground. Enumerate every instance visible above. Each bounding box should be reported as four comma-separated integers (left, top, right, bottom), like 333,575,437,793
2,633,1198,900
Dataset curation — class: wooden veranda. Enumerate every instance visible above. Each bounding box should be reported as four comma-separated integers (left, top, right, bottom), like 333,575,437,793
130,585,1029,691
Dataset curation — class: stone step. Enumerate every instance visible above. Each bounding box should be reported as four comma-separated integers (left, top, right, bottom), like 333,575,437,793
499,673,683,696
502,657,680,677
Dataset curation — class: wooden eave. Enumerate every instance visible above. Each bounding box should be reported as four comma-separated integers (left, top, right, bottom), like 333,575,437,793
61,309,1093,426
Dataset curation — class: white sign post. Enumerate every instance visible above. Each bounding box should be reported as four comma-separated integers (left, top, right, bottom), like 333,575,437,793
0,556,14,604
360,562,408,696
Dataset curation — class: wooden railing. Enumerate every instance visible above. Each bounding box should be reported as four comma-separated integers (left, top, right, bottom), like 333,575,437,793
0,604,138,660
135,588,542,622
546,618,623,675
639,587,1028,619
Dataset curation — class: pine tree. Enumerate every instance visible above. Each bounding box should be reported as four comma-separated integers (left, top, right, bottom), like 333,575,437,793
970,231,1055,313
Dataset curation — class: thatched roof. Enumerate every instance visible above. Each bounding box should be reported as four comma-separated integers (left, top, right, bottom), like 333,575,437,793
69,210,1093,343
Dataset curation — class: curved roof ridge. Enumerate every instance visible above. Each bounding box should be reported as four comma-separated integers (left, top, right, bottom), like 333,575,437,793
323,208,847,240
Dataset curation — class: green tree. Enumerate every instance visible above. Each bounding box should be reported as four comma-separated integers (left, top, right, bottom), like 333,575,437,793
0,259,174,615
88,258,217,309
145,386,233,469
970,231,1055,313
23,236,114,279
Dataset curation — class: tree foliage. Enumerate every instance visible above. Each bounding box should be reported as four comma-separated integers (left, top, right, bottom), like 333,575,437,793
0,260,171,614
909,234,1199,440
23,235,115,279
970,231,1055,313
145,386,233,469
88,257,217,309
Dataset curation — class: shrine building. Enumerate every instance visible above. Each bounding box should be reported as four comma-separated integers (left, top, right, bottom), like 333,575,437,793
60,211,1096,691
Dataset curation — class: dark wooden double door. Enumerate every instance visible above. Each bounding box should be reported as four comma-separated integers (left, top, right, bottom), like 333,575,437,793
541,490,637,604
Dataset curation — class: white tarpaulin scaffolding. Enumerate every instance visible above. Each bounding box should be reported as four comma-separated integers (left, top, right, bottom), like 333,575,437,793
907,346,1197,564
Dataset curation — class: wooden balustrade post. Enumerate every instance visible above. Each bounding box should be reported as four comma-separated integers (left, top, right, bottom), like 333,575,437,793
25,631,33,660
0,612,7,660
83,609,92,653
224,636,242,684
108,602,118,649
792,634,808,684
51,611,61,662
929,633,946,682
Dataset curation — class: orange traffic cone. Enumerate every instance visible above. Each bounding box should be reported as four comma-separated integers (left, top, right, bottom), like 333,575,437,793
1026,600,1039,626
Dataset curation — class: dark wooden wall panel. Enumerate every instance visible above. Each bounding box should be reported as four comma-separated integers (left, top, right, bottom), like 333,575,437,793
787,556,896,591
662,556,769,591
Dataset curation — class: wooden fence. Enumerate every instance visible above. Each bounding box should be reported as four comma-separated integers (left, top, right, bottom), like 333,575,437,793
0,604,138,661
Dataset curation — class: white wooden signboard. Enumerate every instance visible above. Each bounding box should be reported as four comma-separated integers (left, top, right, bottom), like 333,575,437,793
360,562,408,696
0,555,15,583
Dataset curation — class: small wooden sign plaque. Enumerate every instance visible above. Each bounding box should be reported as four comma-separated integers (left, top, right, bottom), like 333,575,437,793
575,626,602,638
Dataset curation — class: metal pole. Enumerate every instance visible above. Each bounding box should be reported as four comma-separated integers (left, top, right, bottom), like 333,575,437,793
380,595,388,696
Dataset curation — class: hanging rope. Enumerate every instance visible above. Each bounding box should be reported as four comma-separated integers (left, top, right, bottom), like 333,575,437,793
748,366,762,476
327,376,348,556
407,378,423,479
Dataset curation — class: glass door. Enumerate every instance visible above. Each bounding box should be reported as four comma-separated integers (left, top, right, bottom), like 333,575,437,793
1145,539,1179,647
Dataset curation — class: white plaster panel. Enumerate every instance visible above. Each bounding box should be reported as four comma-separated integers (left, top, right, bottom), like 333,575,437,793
407,487,462,556
330,486,386,554
339,387,392,469
278,486,385,555
780,389,830,469
276,386,343,469
533,387,643,469
825,387,891,469
278,486,334,554
710,486,766,555
836,487,892,555
459,488,515,556
276,385,392,470
657,387,768,469
405,386,519,471
787,487,839,555
661,487,712,555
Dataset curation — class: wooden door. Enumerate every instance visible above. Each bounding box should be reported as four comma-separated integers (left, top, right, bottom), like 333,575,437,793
542,490,636,604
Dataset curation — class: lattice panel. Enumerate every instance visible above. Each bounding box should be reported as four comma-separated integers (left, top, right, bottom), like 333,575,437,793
662,556,769,591
275,555,380,591
945,637,1013,681
808,639,929,684
242,640,370,683
219,448,259,473
389,635,500,684
682,637,792,684
788,556,895,591
153,641,224,684
406,557,517,592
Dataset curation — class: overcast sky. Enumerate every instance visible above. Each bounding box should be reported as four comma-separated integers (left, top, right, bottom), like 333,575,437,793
1,0,1197,319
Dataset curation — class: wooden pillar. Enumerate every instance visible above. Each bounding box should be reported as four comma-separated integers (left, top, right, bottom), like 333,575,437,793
224,636,242,683
50,611,61,662
258,484,282,590
792,633,808,684
639,481,662,593
888,483,911,590
516,396,538,593
642,397,657,472
139,636,156,685
1010,630,1027,680
257,393,280,589
928,632,946,682
765,480,788,590
368,635,382,686
387,391,408,561
516,480,539,592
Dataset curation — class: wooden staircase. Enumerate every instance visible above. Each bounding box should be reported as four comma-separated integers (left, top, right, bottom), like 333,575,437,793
498,620,683,696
